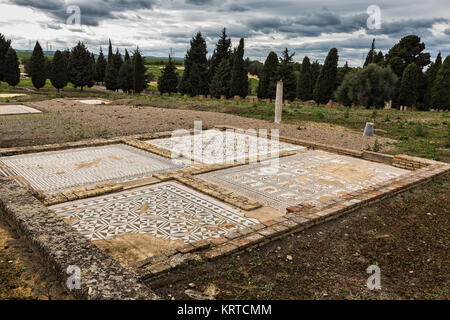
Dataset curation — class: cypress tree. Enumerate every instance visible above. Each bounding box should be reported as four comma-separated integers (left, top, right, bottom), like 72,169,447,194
364,39,376,67
132,48,147,94
313,48,339,104
210,59,231,98
119,49,134,93
30,41,46,89
0,33,12,83
4,48,20,87
179,32,209,96
310,60,321,90
158,55,179,95
209,28,232,84
95,47,107,83
276,48,296,101
87,53,96,88
398,63,421,107
335,61,351,90
105,40,119,91
431,55,450,110
297,56,312,100
68,42,94,91
257,51,278,99
230,38,248,98
424,52,442,107
49,50,68,92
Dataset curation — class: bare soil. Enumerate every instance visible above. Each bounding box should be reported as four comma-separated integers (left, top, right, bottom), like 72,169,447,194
149,174,450,300
0,99,393,151
0,218,72,300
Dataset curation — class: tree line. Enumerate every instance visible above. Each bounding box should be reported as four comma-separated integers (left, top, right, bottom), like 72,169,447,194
1,31,449,110
0,34,147,93
256,35,449,110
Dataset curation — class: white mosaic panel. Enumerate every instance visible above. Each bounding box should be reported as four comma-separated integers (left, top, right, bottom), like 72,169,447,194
49,181,258,242
0,144,186,194
0,105,41,115
200,150,408,211
146,129,305,165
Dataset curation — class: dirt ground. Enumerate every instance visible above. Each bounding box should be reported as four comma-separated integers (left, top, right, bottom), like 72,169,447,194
0,99,393,151
150,174,450,300
0,218,72,300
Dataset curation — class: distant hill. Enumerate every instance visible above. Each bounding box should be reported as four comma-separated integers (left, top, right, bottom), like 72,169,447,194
15,50,184,63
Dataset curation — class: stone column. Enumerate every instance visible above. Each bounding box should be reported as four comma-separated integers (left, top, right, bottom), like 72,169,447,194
274,81,283,124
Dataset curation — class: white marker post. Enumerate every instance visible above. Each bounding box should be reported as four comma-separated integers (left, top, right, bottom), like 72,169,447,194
274,81,283,124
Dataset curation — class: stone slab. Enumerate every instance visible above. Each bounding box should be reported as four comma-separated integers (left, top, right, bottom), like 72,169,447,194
76,99,110,105
0,104,41,115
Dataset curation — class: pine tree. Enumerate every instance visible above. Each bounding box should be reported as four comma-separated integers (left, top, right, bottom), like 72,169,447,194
431,55,450,110
276,48,296,101
179,32,209,96
424,52,442,107
119,49,134,93
257,51,279,99
385,35,431,80
105,40,119,91
313,48,339,104
0,33,12,83
3,48,20,87
95,47,107,83
49,50,68,92
158,55,179,95
68,42,94,91
230,38,248,98
398,63,421,107
132,48,147,94
297,56,312,100
210,59,231,98
209,28,232,84
30,41,46,89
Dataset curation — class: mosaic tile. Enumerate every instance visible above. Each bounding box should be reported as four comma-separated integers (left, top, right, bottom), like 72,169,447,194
0,144,186,194
0,104,41,115
199,150,408,211
49,181,259,242
146,129,305,165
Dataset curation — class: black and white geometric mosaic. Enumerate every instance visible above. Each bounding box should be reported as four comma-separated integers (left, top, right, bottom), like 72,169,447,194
0,144,186,194
49,182,259,242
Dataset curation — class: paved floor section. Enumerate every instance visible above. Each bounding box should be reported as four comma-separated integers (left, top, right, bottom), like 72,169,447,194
76,100,110,105
0,93,27,98
49,181,259,242
199,150,408,211
0,105,41,115
147,129,305,164
0,144,186,194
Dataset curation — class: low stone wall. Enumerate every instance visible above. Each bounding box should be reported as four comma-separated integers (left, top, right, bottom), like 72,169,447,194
362,151,394,165
393,154,436,170
0,178,158,300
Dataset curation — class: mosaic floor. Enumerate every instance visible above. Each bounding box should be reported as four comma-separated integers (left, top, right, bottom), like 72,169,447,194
0,93,27,98
0,104,41,115
199,150,408,211
0,144,186,194
49,181,258,242
76,99,110,105
147,129,305,164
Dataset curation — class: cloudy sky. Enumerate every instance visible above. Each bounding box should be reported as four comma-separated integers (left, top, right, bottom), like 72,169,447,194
0,0,449,66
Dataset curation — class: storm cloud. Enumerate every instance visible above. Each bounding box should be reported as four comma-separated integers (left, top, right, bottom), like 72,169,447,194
1,0,449,65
